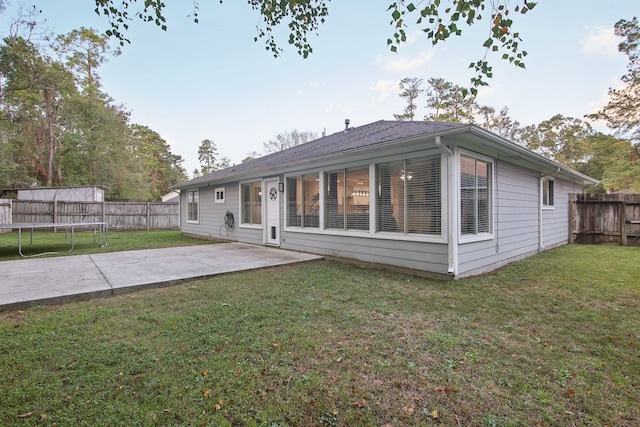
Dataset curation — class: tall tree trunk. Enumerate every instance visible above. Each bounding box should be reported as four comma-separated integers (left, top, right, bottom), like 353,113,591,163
44,87,54,186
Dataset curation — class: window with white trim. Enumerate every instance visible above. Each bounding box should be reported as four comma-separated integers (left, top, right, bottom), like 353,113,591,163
325,167,370,231
241,182,262,225
187,189,199,223
542,178,555,208
377,155,441,235
286,174,320,228
214,187,225,204
460,155,492,236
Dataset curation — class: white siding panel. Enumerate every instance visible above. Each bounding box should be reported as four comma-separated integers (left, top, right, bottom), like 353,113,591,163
458,161,540,277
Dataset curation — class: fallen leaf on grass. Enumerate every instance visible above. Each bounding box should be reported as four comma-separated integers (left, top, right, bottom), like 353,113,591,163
403,406,415,415
18,412,33,418
352,398,368,408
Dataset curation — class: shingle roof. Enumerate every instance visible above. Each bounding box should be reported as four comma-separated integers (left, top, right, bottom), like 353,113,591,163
174,120,464,188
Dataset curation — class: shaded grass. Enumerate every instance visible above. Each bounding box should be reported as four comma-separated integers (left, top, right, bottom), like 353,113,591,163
0,230,215,260
0,244,638,426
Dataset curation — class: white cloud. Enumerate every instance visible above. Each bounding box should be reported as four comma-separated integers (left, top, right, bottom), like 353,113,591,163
475,85,498,102
369,79,397,102
581,27,620,58
377,50,435,73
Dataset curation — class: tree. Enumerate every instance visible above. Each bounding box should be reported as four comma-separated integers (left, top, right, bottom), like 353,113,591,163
517,115,593,169
242,151,261,163
0,36,77,186
394,77,423,121
197,139,219,175
424,77,477,123
91,1,536,91
263,129,318,154
477,105,521,140
0,18,188,199
215,156,231,170
54,27,120,99
127,124,188,200
94,0,329,59
578,133,640,193
588,17,640,144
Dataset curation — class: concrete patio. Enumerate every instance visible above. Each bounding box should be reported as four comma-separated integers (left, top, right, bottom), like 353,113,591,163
0,243,323,311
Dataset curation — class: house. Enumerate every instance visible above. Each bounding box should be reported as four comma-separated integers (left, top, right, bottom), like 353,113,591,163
172,120,598,278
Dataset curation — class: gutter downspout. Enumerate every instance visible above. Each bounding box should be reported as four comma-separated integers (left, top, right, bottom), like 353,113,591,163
539,167,560,250
436,136,457,276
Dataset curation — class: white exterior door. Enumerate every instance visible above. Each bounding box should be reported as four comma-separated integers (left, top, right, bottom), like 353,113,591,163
265,179,280,246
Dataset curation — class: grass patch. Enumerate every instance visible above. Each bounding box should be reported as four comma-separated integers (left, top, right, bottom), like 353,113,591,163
0,230,215,260
1,244,639,425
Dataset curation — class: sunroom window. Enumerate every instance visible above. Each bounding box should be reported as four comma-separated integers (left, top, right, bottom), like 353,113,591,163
325,167,369,231
377,155,441,235
286,174,320,228
460,155,491,235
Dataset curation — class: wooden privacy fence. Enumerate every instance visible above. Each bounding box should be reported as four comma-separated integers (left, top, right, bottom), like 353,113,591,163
570,193,640,246
0,199,11,232
10,200,179,231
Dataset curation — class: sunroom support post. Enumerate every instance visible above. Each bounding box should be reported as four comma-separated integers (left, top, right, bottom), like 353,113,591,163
436,136,457,276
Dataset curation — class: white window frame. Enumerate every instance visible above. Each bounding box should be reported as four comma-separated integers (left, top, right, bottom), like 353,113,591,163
282,152,446,244
541,178,555,209
458,150,494,243
186,189,199,224
214,187,225,204
375,154,443,237
239,180,263,228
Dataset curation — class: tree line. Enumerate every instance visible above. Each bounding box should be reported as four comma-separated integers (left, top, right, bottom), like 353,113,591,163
0,14,188,201
391,18,640,193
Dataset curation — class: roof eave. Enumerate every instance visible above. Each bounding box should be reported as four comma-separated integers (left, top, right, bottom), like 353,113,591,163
467,126,599,187
173,126,468,190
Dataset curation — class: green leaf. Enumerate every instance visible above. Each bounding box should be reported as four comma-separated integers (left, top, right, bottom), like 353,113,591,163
483,38,493,48
407,3,416,12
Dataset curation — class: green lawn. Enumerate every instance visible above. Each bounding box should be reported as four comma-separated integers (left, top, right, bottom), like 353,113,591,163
0,229,215,260
1,244,638,426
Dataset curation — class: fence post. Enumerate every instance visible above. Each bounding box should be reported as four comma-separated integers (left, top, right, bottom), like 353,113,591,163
147,202,150,231
568,193,576,244
621,200,627,246
53,200,58,232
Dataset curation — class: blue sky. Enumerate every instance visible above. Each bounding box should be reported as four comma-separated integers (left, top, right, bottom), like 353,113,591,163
2,1,638,176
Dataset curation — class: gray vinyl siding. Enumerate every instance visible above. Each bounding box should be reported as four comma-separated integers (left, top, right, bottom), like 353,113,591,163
541,178,572,248
281,230,449,274
180,182,263,245
457,160,540,277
